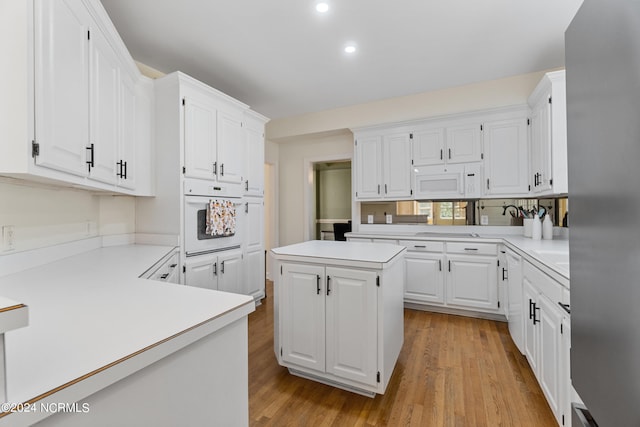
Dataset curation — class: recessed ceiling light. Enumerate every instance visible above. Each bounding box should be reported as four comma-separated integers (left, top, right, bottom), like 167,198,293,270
315,2,329,13
344,45,357,54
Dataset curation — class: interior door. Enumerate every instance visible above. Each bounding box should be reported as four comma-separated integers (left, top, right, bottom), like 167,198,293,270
325,267,377,386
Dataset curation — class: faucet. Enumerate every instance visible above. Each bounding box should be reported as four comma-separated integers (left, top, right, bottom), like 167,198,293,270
502,204,519,216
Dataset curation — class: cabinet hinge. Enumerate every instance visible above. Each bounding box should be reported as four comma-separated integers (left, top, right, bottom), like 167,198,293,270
527,118,531,126
87,30,90,40
498,301,500,308
549,97,552,104
377,371,380,383
560,324,563,334
182,98,185,106
280,265,283,275
481,153,484,160
550,178,553,185
31,140,40,158
280,347,283,357
497,260,500,267
411,159,414,165
355,139,357,146
562,414,565,425
528,185,531,191
480,124,483,131
355,191,358,197
182,166,186,174
376,276,380,287
183,265,186,273
410,189,413,195
409,133,413,139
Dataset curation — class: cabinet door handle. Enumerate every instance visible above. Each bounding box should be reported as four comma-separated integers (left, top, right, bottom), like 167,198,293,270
440,149,443,160
327,276,331,295
438,260,442,271
221,260,225,274
245,202,249,213
448,148,452,159
533,304,540,324
116,160,123,178
123,161,127,179
317,275,321,295
529,299,534,320
220,163,225,176
245,180,249,191
486,178,490,190
86,143,95,171
213,162,218,175
385,184,387,194
213,262,217,276
502,267,507,281
160,273,169,279
377,184,380,194
448,260,451,272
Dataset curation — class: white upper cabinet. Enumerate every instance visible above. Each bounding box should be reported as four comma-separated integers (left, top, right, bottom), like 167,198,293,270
217,109,244,185
34,0,90,177
88,22,120,185
243,110,268,196
4,0,152,194
528,70,568,195
354,132,411,201
184,96,218,180
483,110,529,196
412,127,445,166
181,78,248,188
446,122,482,164
382,132,412,198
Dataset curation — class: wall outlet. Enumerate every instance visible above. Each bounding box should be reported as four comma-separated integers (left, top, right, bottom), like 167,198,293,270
2,226,15,251
480,215,489,225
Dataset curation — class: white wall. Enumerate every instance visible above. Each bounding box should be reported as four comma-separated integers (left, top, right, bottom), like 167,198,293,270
0,179,136,253
265,70,558,246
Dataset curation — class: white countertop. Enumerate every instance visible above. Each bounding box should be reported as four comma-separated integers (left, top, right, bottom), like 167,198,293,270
0,244,254,404
346,230,570,285
271,240,406,268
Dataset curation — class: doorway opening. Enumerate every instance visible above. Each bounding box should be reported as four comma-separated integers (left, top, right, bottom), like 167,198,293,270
311,160,352,240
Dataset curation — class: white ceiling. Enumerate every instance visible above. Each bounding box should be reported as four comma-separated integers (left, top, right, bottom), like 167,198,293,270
100,0,583,119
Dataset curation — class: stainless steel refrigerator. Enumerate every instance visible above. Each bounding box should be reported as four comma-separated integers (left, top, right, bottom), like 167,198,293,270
566,1,640,425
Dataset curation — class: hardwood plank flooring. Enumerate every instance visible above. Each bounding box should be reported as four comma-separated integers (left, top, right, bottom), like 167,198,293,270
248,281,556,426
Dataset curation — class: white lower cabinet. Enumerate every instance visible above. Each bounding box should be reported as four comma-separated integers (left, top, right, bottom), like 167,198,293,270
184,249,243,292
244,198,265,300
281,264,378,387
446,254,498,311
523,260,570,426
401,240,500,315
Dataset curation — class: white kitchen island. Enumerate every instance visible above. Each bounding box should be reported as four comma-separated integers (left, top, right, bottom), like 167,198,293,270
271,240,406,397
0,244,254,427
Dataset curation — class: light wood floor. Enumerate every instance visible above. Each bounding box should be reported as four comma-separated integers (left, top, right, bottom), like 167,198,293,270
248,281,556,426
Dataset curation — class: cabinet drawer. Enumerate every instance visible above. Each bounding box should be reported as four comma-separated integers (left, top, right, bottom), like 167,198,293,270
398,240,444,253
523,261,563,303
446,242,497,256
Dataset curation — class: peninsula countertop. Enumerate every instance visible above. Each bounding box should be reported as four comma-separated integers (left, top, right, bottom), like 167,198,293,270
0,244,254,413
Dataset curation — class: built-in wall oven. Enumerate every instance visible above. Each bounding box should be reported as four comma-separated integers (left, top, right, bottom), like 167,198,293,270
184,179,243,257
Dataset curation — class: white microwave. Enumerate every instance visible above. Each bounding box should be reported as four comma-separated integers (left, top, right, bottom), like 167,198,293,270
413,164,481,199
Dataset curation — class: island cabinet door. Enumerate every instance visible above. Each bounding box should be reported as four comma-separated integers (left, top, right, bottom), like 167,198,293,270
281,263,326,372
325,267,378,386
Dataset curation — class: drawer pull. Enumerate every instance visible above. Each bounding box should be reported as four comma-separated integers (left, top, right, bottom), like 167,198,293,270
160,273,169,280
414,245,426,248
464,248,478,251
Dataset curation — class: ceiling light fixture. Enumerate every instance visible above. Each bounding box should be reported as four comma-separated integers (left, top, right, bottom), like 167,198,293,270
315,2,329,13
344,44,357,54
